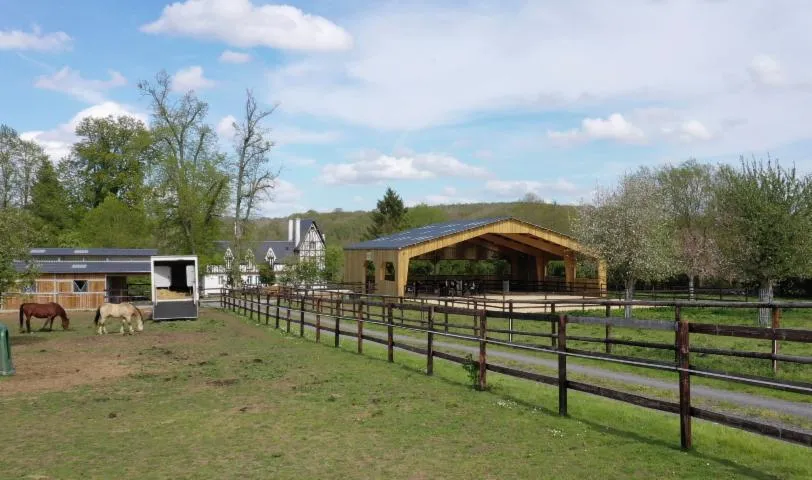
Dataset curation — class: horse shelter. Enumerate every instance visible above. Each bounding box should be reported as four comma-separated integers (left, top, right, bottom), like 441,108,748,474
1,248,158,312
343,217,606,298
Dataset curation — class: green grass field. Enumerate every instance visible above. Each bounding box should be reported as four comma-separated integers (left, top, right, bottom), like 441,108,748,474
1,308,810,479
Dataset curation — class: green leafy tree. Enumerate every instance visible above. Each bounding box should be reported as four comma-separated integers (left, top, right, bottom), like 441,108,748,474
138,70,230,255
0,125,18,208
364,187,408,240
28,159,75,235
0,125,47,209
323,245,344,282
71,115,154,209
656,159,721,300
715,157,812,325
573,167,675,318
78,195,152,248
0,208,39,295
280,259,323,290
258,263,276,285
404,203,448,229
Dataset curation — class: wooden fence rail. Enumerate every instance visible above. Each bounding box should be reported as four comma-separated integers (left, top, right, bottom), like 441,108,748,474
219,288,812,450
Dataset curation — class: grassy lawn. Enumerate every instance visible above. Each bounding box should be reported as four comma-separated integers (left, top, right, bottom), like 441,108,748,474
2,308,809,479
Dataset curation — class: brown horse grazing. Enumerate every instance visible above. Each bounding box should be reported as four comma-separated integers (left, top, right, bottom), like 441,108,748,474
19,302,70,334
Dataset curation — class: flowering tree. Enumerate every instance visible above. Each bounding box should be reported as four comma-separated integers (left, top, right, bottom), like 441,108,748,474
573,167,675,318
656,160,721,300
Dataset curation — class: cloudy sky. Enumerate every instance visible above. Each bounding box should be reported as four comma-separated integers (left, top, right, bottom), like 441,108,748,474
2,0,811,216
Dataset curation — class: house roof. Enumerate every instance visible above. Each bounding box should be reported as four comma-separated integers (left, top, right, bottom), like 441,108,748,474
14,261,153,274
213,240,298,264
27,248,158,256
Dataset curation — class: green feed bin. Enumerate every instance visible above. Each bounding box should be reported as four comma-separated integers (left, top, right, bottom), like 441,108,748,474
0,322,14,376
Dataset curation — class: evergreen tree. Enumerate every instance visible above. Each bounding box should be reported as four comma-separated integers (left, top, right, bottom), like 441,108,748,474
364,187,408,240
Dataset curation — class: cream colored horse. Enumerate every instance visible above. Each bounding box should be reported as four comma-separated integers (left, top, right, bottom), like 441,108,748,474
94,302,144,335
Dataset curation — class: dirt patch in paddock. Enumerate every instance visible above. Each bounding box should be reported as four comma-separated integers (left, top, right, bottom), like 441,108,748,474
0,311,215,397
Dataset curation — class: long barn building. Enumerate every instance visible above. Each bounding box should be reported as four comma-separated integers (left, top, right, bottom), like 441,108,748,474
3,248,157,311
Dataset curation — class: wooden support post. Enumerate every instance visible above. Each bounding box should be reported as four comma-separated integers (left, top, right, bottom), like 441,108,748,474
357,301,364,354
286,304,291,333
772,307,781,374
220,288,224,309
427,306,434,375
551,304,557,348
387,304,394,363
678,314,692,450
335,300,341,348
299,296,305,337
605,304,612,354
558,314,568,416
478,311,487,391
275,295,281,329
508,300,514,343
316,299,322,344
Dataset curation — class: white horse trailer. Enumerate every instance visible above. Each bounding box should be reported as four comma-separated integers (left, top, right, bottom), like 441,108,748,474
151,256,199,320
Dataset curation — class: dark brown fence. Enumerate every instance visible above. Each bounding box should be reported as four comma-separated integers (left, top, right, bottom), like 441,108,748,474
219,288,812,450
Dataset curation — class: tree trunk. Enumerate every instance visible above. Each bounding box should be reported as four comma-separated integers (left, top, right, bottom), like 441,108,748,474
624,278,635,319
758,279,773,326
688,275,695,301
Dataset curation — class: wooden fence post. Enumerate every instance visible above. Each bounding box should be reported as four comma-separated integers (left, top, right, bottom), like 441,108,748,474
387,304,394,363
678,314,692,450
772,307,781,374
508,300,514,343
478,310,487,391
286,303,291,333
220,288,224,309
357,301,364,354
335,299,341,348
427,306,434,375
265,294,270,325
316,299,322,343
444,300,449,333
299,295,305,337
674,306,681,364
605,304,612,354
558,314,567,416
275,294,281,329
551,304,557,348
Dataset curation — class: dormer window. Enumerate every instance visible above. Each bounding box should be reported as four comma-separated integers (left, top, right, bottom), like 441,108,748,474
224,248,234,269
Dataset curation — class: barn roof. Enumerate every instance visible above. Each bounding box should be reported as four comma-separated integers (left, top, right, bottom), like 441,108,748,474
345,217,511,250
27,248,158,256
13,261,152,274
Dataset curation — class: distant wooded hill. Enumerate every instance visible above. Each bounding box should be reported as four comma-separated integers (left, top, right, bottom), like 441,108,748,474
246,201,578,246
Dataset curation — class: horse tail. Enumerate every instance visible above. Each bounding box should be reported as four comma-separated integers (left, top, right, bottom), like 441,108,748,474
133,305,144,332
94,306,101,326
19,304,24,330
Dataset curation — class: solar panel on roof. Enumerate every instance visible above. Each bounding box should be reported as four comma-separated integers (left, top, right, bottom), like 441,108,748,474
345,217,510,250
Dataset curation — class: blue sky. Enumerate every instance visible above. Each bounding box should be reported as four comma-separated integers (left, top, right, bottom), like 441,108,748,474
2,0,811,217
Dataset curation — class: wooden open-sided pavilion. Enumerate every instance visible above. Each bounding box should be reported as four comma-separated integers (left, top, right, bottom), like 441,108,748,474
343,217,605,297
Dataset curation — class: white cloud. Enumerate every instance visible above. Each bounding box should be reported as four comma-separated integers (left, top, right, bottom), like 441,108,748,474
171,66,215,92
282,155,317,167
748,54,785,87
34,67,126,103
264,1,812,153
0,25,72,52
219,50,252,64
319,151,488,185
141,0,352,52
670,120,713,143
21,102,147,161
273,127,341,145
255,179,305,217
216,115,237,140
548,113,645,145
485,179,580,201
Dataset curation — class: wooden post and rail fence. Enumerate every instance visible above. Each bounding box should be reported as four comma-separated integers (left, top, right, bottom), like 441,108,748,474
218,287,812,450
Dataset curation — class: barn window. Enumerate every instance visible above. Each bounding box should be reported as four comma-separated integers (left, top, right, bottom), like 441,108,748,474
73,280,88,293
22,283,37,293
384,262,396,281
